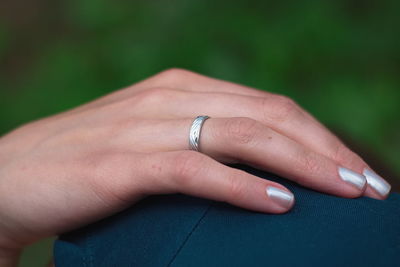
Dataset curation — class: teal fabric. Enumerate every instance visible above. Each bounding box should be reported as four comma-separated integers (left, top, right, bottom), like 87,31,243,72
54,163,400,267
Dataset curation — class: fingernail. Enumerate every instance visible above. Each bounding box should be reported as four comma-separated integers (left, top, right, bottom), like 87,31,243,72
338,167,366,190
266,186,294,209
363,168,391,197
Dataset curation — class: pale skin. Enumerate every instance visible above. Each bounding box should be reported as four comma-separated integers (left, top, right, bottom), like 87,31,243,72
0,69,391,266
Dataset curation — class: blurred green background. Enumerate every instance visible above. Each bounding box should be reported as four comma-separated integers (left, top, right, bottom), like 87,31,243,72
0,0,399,266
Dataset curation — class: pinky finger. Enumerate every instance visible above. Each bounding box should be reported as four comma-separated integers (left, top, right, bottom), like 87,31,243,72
141,150,295,214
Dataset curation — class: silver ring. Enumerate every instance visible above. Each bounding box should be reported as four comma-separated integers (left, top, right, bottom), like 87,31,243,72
189,115,210,152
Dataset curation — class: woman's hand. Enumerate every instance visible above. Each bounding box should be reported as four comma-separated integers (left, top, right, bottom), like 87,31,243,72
0,69,391,264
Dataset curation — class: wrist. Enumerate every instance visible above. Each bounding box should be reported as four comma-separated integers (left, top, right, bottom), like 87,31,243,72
0,247,21,267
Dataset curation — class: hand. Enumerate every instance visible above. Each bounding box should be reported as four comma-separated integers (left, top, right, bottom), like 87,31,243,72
0,69,391,264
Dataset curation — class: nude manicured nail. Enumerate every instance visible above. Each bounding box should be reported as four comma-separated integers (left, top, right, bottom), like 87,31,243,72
338,167,366,190
363,168,391,197
266,186,294,209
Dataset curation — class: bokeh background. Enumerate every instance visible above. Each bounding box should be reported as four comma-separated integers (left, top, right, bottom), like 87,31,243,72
1,0,399,266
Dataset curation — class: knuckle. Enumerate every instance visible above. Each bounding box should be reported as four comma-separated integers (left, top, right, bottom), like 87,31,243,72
298,151,322,176
132,87,179,106
266,95,301,123
172,151,207,185
332,143,362,167
155,68,190,82
332,143,348,163
227,172,247,200
225,117,260,145
83,151,134,204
